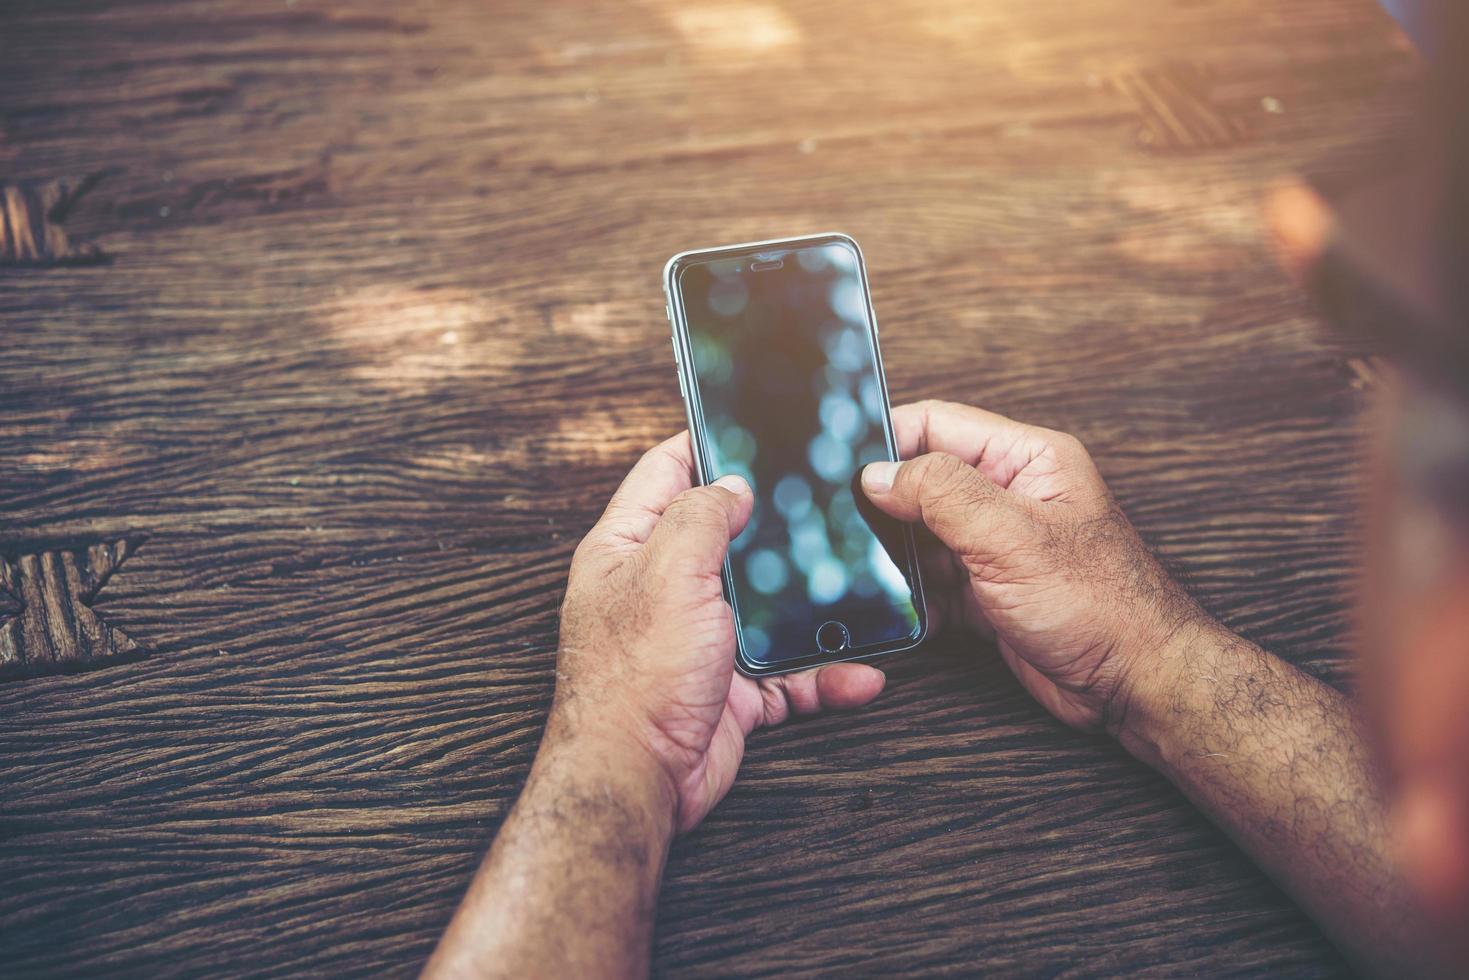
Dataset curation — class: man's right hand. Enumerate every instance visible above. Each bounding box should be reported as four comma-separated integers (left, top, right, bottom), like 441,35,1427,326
861,400,1207,734
862,401,1436,975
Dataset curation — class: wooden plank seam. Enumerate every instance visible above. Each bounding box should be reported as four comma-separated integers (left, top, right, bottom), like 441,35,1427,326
0,538,145,679
0,174,111,267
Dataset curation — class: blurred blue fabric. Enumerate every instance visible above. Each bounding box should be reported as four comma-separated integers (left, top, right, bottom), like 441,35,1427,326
1379,0,1442,60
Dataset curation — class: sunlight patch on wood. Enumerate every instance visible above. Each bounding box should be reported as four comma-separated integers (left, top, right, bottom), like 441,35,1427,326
917,6,1011,44
324,285,506,392
407,412,663,473
16,439,139,474
667,3,800,57
548,411,665,464
406,445,506,471
1109,175,1260,269
547,300,649,344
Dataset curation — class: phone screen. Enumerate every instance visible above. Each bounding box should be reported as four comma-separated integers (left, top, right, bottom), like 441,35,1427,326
673,237,922,669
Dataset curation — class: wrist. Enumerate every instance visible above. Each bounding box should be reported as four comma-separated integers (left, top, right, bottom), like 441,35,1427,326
439,709,678,977
537,707,680,849
1106,614,1224,767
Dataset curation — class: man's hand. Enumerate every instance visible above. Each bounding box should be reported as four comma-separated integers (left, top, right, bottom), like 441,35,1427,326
860,400,1203,733
554,430,886,833
425,431,885,978
859,399,1432,976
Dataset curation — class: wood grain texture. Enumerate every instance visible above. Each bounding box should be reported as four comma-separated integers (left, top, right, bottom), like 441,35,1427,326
0,0,1417,975
1112,63,1250,152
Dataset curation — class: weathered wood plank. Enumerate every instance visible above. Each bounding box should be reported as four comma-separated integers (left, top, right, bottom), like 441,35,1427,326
0,0,1418,975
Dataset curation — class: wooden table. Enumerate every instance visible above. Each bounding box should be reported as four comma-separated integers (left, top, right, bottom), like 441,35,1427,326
0,0,1417,974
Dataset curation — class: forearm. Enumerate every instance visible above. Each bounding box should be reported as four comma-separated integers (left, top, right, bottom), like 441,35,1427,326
423,728,676,979
1118,618,1430,977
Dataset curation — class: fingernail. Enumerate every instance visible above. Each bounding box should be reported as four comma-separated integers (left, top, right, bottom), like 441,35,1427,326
862,461,900,493
712,474,750,495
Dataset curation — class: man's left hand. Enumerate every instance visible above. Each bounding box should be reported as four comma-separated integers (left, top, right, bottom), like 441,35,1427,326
552,431,887,833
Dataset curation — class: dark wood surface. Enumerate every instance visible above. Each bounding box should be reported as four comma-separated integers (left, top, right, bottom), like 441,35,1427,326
0,0,1418,975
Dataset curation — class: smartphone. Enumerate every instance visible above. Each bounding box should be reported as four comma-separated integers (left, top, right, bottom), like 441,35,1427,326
664,232,926,675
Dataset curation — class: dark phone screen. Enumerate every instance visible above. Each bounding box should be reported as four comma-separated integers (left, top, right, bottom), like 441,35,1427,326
676,239,921,667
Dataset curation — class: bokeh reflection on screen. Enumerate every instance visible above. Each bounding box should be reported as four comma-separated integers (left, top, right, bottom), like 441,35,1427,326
680,241,920,666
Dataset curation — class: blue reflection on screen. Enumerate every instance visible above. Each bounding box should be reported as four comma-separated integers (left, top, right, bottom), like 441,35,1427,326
679,240,920,665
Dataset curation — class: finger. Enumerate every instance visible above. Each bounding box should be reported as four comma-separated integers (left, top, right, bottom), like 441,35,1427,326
755,663,886,727
891,400,1058,489
815,663,887,709
1266,182,1332,289
860,451,1024,559
591,431,697,547
851,481,955,633
1384,577,1469,923
1394,782,1469,923
851,467,911,576
641,475,754,578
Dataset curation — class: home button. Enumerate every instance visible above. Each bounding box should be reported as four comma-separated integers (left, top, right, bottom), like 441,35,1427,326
816,620,851,655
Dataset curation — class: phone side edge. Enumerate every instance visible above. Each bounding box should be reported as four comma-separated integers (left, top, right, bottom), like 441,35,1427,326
665,250,756,674
663,250,710,487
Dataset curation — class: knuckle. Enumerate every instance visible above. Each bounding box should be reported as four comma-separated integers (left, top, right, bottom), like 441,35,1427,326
913,397,963,427
631,445,660,473
915,452,987,500
758,678,791,725
1048,429,1088,461
570,532,604,568
953,480,997,522
1044,430,1110,498
661,489,726,533
911,397,946,416
906,453,1000,547
909,450,961,483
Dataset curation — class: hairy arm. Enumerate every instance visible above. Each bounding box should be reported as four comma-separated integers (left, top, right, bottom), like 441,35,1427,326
866,400,1436,976
1119,617,1430,977
422,725,676,979
424,433,886,977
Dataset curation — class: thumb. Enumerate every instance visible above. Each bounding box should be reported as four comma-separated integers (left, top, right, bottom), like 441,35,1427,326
860,452,1022,560
642,474,754,576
